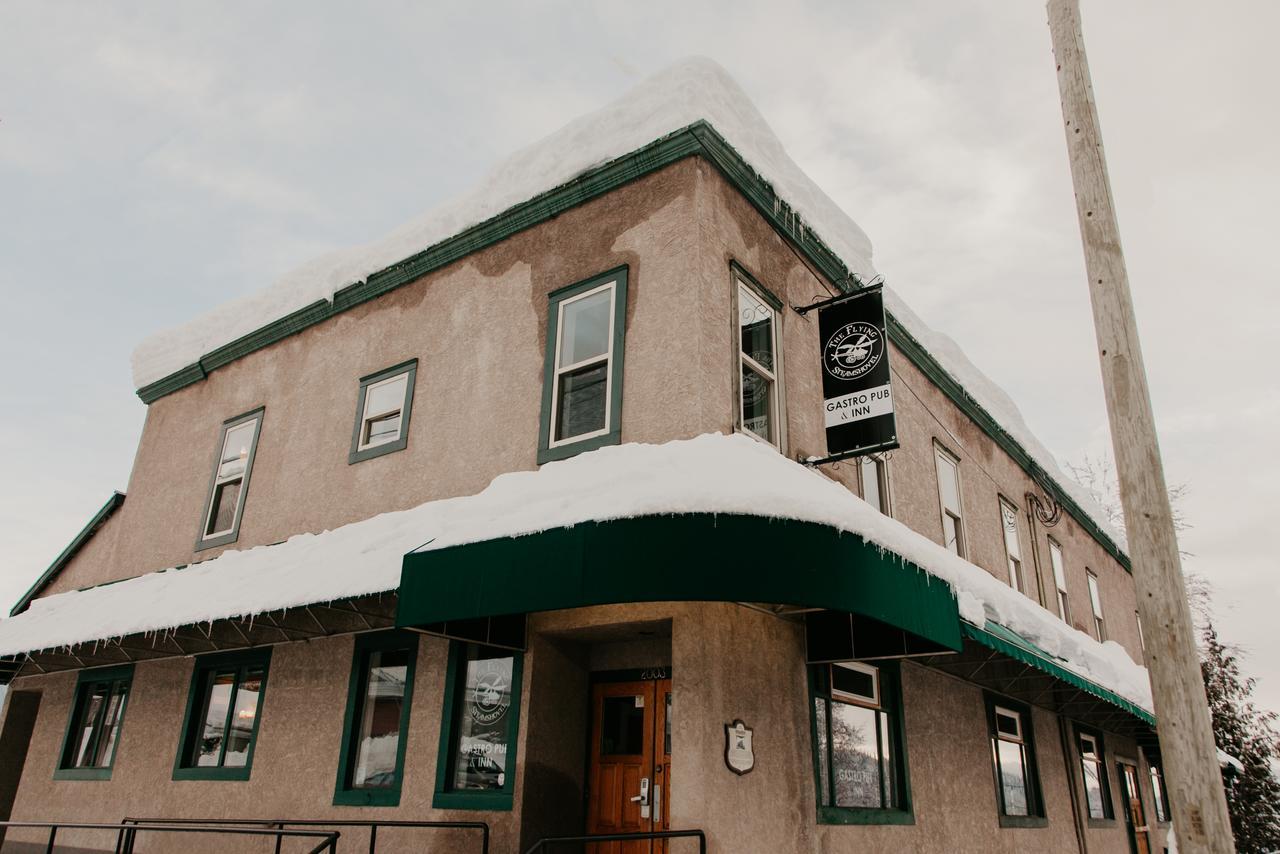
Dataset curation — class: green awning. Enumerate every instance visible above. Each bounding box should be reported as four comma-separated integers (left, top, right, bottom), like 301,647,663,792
397,513,963,652
963,620,1155,726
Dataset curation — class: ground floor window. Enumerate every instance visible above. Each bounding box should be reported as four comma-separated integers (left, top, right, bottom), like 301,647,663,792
334,631,418,806
433,642,524,810
174,648,270,781
57,665,133,780
1077,726,1115,821
808,660,912,824
985,695,1045,825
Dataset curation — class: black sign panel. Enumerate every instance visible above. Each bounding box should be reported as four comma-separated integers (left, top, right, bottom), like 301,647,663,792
818,287,897,458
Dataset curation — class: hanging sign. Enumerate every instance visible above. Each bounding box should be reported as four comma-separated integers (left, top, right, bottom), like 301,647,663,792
818,287,898,458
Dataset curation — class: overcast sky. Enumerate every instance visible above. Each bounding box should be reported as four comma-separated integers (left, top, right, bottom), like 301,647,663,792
1,1,1276,711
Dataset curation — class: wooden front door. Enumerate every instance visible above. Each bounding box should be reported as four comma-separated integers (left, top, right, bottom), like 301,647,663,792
1117,761,1151,854
587,679,672,854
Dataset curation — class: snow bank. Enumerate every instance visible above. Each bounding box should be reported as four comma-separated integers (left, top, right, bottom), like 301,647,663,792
0,433,1151,712
129,57,1123,555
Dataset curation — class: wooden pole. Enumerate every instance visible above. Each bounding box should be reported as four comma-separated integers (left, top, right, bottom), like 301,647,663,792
1045,2,1234,851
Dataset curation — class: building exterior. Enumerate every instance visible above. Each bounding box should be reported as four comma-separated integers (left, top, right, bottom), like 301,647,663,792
0,61,1171,854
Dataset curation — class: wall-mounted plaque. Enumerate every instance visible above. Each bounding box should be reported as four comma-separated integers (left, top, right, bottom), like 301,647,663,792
724,719,755,775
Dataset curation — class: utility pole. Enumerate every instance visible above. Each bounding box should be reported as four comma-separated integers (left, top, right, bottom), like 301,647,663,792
1045,2,1234,851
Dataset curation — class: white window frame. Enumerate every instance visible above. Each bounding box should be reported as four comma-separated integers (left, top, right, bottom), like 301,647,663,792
934,443,966,557
860,454,891,516
999,497,1024,594
1136,611,1145,652
1049,539,1070,623
830,661,880,708
198,410,263,550
548,280,617,450
1087,570,1106,641
994,706,1024,744
357,373,410,451
736,278,781,448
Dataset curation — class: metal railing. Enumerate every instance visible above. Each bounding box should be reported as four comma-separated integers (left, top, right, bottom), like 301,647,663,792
0,820,339,854
522,830,707,854
121,817,490,854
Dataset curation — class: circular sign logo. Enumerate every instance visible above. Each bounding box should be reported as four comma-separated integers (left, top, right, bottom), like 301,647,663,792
470,669,510,726
824,322,883,381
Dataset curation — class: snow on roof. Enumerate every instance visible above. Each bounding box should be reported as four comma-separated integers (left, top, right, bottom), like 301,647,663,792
0,433,1151,713
130,56,1124,553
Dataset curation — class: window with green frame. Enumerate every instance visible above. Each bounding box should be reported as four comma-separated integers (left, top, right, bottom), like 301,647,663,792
334,631,418,806
348,360,417,465
56,664,133,780
1077,725,1115,822
196,407,264,552
174,648,270,781
537,267,628,464
808,660,913,824
984,694,1046,826
433,642,523,810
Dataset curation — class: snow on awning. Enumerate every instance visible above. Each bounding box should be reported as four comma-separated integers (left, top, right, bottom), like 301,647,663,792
0,434,1151,716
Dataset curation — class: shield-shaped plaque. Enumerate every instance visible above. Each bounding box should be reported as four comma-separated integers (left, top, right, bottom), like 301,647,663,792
724,719,755,775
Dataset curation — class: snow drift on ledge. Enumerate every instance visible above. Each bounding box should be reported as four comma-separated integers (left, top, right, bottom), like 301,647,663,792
129,56,1124,552
0,433,1152,713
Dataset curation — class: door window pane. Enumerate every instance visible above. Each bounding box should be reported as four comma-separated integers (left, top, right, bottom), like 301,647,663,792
600,695,646,756
559,289,612,366
352,648,410,789
450,648,515,791
556,362,608,440
663,692,672,756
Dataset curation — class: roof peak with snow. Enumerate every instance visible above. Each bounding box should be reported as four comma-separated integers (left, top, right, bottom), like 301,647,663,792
128,56,1126,557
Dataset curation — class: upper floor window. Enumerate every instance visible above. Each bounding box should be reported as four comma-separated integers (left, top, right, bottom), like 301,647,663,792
538,268,628,464
1049,539,1070,623
999,498,1025,594
57,665,133,780
934,445,965,557
197,408,263,551
1087,571,1106,641
986,697,1044,824
1077,729,1114,820
737,278,781,447
860,455,890,515
1136,611,1146,653
809,661,911,823
349,360,417,464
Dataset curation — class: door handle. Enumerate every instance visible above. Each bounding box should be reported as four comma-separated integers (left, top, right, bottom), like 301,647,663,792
630,777,651,818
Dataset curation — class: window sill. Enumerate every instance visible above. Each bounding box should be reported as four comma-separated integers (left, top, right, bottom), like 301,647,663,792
538,430,620,465
334,788,402,807
998,814,1048,829
53,767,113,781
431,790,514,812
348,436,409,465
1086,817,1117,829
195,530,240,553
172,766,253,782
817,806,914,826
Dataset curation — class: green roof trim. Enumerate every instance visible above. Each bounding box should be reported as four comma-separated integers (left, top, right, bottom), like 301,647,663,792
963,620,1154,727
134,119,1128,571
397,512,963,653
10,492,125,617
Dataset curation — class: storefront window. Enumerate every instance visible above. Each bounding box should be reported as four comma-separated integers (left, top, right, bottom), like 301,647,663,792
985,696,1045,824
335,631,417,806
174,648,271,781
808,661,911,823
57,665,133,780
434,642,524,810
1078,729,1114,820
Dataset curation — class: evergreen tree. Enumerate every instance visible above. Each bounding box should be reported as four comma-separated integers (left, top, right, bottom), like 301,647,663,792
1200,622,1280,852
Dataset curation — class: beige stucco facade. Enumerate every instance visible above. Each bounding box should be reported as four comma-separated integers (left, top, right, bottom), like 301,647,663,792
2,154,1164,853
